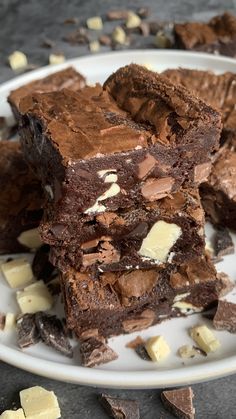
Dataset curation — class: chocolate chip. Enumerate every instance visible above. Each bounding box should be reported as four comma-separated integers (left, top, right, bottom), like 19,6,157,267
213,300,236,333
80,337,118,367
213,228,234,258
161,387,195,419
35,312,73,358
17,314,41,349
32,244,55,283
100,394,140,419
135,344,151,361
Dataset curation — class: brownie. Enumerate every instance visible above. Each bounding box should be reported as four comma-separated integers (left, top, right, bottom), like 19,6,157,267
0,141,43,253
19,65,221,231
61,255,228,339
45,188,205,273
174,12,236,57
8,66,86,119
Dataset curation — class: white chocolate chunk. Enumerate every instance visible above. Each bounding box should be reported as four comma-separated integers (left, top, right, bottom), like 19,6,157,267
139,221,182,262
145,335,171,362
178,345,198,359
155,31,171,48
8,51,28,71
85,183,120,214
20,386,61,419
98,169,118,183
87,16,103,30
89,40,100,52
17,228,43,250
190,325,220,353
16,281,53,314
112,26,127,44
0,409,25,419
172,301,202,314
1,258,34,288
126,11,141,28
173,293,190,302
4,313,16,331
49,54,65,65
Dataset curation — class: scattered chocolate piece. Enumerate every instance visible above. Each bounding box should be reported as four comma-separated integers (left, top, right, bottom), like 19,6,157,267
99,34,112,46
139,21,150,36
161,387,195,419
213,300,236,333
149,21,163,35
0,313,5,330
126,335,144,349
17,314,41,349
35,312,73,358
80,337,118,367
213,228,234,258
63,28,89,44
135,344,151,361
193,345,207,357
217,272,235,297
100,394,140,419
106,10,129,20
64,17,79,24
32,244,55,282
41,38,55,48
137,7,150,18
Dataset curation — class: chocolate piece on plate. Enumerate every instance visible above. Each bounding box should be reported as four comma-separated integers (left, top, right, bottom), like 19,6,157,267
174,12,236,57
32,244,55,282
213,228,234,258
0,313,5,330
8,67,86,119
161,387,195,419
126,335,144,349
35,312,73,358
213,300,236,333
135,344,151,361
100,394,140,419
17,314,41,348
80,337,118,367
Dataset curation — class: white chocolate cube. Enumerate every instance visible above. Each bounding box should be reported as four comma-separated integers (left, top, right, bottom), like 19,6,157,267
1,259,34,288
17,228,42,250
16,281,53,314
20,386,61,419
190,325,220,353
145,335,171,362
0,409,25,418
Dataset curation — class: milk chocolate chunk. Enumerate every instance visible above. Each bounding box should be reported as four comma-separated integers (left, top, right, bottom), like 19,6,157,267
213,300,236,333
100,394,140,419
161,387,195,419
17,313,40,349
80,337,118,367
141,177,174,201
193,162,211,184
213,228,234,258
137,153,156,179
35,312,73,357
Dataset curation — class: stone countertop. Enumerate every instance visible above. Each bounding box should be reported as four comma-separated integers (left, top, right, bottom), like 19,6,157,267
0,0,236,418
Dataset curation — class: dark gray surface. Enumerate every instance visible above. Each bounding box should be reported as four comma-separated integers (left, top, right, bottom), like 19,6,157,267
0,0,236,417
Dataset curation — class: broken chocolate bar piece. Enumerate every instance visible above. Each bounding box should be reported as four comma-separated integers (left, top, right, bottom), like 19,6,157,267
61,255,228,339
8,66,86,119
100,394,140,419
32,244,55,282
213,228,234,258
174,12,236,57
161,387,195,419
213,300,236,333
0,141,43,254
80,337,118,367
35,312,73,357
17,314,40,349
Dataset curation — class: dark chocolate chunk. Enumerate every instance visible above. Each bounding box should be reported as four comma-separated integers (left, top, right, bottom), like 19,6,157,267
100,393,140,419
161,387,195,419
213,228,234,258
63,28,89,44
0,313,5,330
192,346,207,357
99,34,112,46
213,300,236,333
35,312,73,357
32,244,55,282
41,38,55,48
17,314,40,349
63,17,79,24
135,344,151,361
80,337,118,367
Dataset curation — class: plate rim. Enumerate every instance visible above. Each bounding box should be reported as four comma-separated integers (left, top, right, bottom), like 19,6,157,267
1,49,236,388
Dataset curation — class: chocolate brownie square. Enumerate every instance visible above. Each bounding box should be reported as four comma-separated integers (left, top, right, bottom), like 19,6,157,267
0,141,43,253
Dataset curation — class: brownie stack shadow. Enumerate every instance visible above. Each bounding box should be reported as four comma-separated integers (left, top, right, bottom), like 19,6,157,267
16,64,228,340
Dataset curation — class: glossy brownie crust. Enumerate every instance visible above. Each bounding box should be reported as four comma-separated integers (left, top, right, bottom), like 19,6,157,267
0,141,43,253
44,189,205,273
8,66,86,119
174,12,236,57
61,255,228,339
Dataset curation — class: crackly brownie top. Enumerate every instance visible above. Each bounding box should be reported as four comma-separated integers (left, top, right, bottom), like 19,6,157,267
174,12,236,50
162,68,236,132
0,141,43,225
8,67,86,112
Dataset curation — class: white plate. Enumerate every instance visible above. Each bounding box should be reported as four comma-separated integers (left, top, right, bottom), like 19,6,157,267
0,50,236,389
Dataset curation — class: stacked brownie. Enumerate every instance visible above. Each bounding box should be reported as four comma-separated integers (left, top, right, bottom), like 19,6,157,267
17,64,226,339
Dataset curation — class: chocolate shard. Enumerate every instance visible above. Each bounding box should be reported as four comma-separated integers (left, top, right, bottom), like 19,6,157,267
161,387,195,419
80,337,118,367
32,244,55,282
35,312,73,357
213,228,234,258
100,393,140,419
17,314,41,349
213,300,236,333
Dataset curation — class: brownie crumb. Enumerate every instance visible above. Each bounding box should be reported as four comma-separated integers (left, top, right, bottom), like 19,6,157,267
17,313,41,349
161,387,195,419
126,335,144,349
100,393,140,419
213,228,234,258
35,312,73,358
213,300,236,333
80,337,118,367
